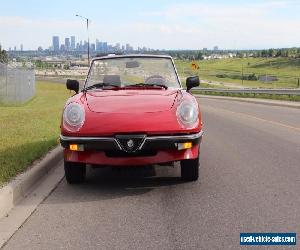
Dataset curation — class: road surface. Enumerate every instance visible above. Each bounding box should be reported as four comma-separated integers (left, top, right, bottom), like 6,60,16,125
3,97,300,250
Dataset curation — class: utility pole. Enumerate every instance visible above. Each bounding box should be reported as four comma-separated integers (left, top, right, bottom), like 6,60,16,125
76,14,90,65
242,64,244,85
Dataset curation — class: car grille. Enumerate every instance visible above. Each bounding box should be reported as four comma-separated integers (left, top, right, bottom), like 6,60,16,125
115,134,146,153
105,150,157,158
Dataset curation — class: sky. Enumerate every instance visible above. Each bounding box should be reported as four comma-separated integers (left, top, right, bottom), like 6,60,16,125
1,0,300,50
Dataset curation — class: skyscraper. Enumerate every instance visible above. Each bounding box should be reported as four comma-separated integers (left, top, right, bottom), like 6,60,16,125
52,36,60,51
71,36,75,50
65,38,70,51
126,43,133,52
90,43,95,52
103,42,108,53
96,39,100,52
99,42,104,52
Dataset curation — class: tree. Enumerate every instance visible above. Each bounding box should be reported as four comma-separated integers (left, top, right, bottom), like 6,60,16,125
196,51,203,60
236,51,243,58
0,45,8,64
261,50,268,57
268,48,275,57
275,49,282,57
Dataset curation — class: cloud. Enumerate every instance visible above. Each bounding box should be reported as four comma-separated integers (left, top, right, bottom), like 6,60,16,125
1,1,300,50
142,1,297,19
138,1,300,49
0,16,84,49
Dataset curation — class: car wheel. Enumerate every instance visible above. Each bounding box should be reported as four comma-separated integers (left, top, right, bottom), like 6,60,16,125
64,161,86,184
180,157,199,181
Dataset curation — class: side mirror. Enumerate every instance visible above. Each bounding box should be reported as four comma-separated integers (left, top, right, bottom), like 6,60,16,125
186,76,200,92
66,79,79,94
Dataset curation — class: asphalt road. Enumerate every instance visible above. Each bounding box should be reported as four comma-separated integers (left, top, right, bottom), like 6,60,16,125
3,97,300,250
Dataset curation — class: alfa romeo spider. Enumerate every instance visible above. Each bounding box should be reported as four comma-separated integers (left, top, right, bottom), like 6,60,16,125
60,54,203,184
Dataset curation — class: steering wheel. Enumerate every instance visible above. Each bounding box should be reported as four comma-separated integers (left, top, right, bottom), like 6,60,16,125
145,75,166,85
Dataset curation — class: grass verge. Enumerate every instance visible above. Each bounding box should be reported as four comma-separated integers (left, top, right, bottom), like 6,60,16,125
193,90,300,102
0,81,69,186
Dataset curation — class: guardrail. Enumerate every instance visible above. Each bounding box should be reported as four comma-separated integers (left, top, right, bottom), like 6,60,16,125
193,88,300,96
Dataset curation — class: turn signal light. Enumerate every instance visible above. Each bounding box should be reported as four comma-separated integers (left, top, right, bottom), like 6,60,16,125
178,142,193,150
69,144,84,151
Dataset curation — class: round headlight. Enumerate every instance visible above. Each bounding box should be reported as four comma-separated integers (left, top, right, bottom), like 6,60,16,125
63,103,85,132
176,100,199,128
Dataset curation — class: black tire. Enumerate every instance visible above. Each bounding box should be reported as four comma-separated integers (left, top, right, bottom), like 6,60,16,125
181,157,199,181
64,161,86,184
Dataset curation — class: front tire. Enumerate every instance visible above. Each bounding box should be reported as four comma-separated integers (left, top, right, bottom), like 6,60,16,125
64,161,86,184
181,157,199,181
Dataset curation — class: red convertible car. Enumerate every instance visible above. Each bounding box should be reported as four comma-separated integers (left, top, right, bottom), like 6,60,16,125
60,54,203,184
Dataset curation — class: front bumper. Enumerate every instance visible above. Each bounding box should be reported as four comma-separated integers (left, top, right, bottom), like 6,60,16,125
60,131,203,166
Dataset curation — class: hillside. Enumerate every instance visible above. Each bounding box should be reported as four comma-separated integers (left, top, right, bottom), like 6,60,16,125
175,58,300,88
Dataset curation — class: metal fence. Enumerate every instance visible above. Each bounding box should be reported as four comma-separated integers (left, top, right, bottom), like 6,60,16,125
0,63,35,104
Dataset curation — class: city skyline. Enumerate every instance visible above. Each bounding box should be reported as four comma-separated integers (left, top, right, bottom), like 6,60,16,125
50,35,136,53
7,35,142,52
1,0,300,50
6,35,222,53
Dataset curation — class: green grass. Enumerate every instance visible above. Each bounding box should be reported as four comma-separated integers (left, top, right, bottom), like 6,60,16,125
193,90,300,102
0,81,69,186
175,58,300,88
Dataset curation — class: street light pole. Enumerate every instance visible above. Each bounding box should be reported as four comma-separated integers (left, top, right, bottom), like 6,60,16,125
76,14,90,65
242,64,244,85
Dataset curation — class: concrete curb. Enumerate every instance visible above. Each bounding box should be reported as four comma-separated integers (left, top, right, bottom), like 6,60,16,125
0,146,63,219
196,95,300,109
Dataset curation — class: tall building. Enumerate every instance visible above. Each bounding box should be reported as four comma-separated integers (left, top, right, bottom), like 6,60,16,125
126,43,133,52
65,38,70,51
90,43,95,52
83,41,88,50
96,41,109,53
71,36,75,50
96,40,101,52
103,42,108,53
213,46,219,51
20,44,23,51
52,36,60,51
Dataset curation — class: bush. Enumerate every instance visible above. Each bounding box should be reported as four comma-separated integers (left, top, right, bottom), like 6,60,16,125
216,73,257,81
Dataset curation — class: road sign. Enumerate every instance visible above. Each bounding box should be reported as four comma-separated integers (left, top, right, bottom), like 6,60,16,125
191,61,199,70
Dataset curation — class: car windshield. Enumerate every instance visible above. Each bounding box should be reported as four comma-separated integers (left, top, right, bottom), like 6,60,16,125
85,57,180,89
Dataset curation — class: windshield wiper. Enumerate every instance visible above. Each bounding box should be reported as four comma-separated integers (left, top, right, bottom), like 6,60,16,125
126,83,168,89
82,83,120,92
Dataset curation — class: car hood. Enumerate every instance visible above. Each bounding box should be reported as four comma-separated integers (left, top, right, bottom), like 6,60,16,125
85,89,179,113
